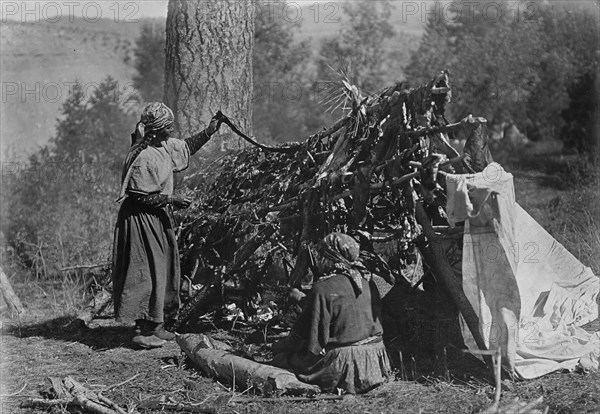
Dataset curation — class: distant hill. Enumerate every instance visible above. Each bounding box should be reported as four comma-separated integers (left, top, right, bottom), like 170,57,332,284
0,19,142,157
1,10,424,158
297,2,425,42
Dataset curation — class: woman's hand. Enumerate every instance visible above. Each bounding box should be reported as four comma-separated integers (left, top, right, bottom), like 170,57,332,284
288,288,306,303
205,112,224,136
171,195,193,209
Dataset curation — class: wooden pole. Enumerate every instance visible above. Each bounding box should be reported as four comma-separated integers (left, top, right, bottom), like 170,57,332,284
414,203,494,369
494,348,502,406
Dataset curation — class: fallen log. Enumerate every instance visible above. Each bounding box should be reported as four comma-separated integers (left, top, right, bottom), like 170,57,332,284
177,334,321,396
0,266,24,314
69,288,112,329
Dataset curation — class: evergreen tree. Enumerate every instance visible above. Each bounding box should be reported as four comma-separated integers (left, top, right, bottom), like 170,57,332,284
133,21,166,102
405,0,598,152
3,78,134,274
252,3,316,142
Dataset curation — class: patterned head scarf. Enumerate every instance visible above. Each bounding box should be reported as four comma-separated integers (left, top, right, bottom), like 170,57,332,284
318,232,370,295
140,102,174,133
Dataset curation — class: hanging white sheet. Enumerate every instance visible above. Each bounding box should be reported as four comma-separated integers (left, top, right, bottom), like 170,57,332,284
446,163,599,379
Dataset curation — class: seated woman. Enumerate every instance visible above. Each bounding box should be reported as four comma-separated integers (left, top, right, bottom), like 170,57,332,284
271,232,391,394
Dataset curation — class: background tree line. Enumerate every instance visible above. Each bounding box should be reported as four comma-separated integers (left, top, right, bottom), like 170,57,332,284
2,0,598,277
406,0,598,153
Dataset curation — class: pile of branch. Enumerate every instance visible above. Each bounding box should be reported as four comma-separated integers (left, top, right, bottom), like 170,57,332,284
22,376,127,414
170,71,494,364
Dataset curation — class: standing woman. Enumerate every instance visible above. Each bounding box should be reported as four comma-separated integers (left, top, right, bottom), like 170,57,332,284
112,102,222,348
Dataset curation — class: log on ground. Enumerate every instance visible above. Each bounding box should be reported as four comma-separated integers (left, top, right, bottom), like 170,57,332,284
177,333,320,396
70,288,112,329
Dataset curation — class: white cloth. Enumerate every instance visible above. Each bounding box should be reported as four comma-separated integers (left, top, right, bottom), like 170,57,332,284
447,163,599,379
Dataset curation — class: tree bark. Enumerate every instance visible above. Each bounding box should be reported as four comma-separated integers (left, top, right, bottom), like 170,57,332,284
165,0,254,153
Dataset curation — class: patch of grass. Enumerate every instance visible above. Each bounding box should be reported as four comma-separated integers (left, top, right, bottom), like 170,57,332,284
547,194,600,275
500,140,600,274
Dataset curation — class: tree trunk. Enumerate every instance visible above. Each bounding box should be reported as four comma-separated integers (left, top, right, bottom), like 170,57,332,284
0,266,24,314
165,0,254,153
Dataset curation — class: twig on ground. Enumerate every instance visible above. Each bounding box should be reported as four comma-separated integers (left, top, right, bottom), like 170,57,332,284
0,382,27,397
23,376,128,414
103,373,141,392
98,393,127,414
60,263,109,272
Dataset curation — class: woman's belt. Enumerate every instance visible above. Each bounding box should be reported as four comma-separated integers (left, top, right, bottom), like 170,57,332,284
325,335,383,352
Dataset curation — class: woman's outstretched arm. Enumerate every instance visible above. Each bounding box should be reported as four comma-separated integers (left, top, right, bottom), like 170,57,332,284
184,114,224,155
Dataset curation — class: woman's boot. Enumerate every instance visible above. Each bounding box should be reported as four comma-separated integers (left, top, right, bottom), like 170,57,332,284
132,320,166,349
152,323,176,341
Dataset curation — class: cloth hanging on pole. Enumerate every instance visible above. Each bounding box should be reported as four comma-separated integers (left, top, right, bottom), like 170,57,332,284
446,163,599,379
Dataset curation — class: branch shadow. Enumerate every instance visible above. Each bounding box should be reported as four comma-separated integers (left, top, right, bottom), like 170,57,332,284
5,315,140,350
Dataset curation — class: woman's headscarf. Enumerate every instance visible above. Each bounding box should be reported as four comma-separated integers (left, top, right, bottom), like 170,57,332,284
120,102,176,197
131,102,175,145
318,232,370,295
141,102,174,131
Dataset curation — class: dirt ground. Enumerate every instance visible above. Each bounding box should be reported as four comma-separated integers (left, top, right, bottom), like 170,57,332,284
2,144,599,414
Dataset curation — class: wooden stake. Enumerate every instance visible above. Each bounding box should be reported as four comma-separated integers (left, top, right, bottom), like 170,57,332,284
398,351,406,381
493,348,502,407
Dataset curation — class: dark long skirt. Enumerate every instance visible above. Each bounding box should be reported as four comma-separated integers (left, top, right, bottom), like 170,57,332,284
271,340,391,394
111,198,180,323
